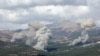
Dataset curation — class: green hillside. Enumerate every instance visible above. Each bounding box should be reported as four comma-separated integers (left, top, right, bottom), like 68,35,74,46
40,43,100,56
0,41,42,56
0,41,100,56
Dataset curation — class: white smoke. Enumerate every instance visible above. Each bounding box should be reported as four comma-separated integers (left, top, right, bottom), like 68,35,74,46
10,22,52,51
11,31,27,43
11,22,44,46
69,18,96,46
25,22,44,46
33,26,52,51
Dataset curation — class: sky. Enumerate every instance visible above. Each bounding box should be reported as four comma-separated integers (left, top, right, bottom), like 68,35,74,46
0,0,100,30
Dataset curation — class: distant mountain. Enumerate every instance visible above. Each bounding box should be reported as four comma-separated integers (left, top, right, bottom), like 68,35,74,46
47,20,81,37
14,29,29,32
0,29,29,42
0,20,80,43
47,20,100,43
0,20,100,43
0,30,14,42
47,20,80,32
47,20,81,41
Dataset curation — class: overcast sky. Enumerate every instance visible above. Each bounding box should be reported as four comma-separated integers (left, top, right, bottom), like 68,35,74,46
0,0,100,30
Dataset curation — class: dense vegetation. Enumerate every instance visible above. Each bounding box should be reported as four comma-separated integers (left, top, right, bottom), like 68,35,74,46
0,41,100,56
0,41,41,56
40,43,100,56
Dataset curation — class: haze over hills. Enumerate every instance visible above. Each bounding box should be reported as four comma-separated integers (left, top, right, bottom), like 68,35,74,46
0,20,100,43
0,20,100,56
47,20,81,42
47,20,100,43
0,20,79,42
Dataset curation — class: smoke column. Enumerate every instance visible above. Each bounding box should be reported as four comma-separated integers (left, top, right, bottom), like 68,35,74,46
25,22,44,46
10,22,52,51
11,22,44,46
33,26,52,51
69,18,96,46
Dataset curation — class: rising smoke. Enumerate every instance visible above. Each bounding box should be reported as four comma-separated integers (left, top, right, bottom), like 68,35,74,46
11,22,52,51
11,22,44,45
69,18,96,46
33,26,52,51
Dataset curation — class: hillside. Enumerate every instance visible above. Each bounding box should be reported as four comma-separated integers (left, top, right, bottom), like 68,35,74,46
39,42,100,56
0,41,45,56
0,30,14,42
47,20,80,32
1,41,100,56
47,20,100,43
0,20,100,44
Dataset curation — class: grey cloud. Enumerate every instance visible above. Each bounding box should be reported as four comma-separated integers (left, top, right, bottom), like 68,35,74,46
0,22,28,30
0,0,100,30
0,5,89,24
0,0,87,9
87,0,100,20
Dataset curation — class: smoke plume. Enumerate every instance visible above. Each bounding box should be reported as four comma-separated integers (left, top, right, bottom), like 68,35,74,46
11,22,44,46
10,22,52,51
33,26,52,51
69,18,96,46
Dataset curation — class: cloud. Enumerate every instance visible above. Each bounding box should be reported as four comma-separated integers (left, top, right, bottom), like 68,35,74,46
0,5,89,30
0,0,87,9
87,0,100,19
0,5,89,23
0,0,100,30
0,22,28,30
